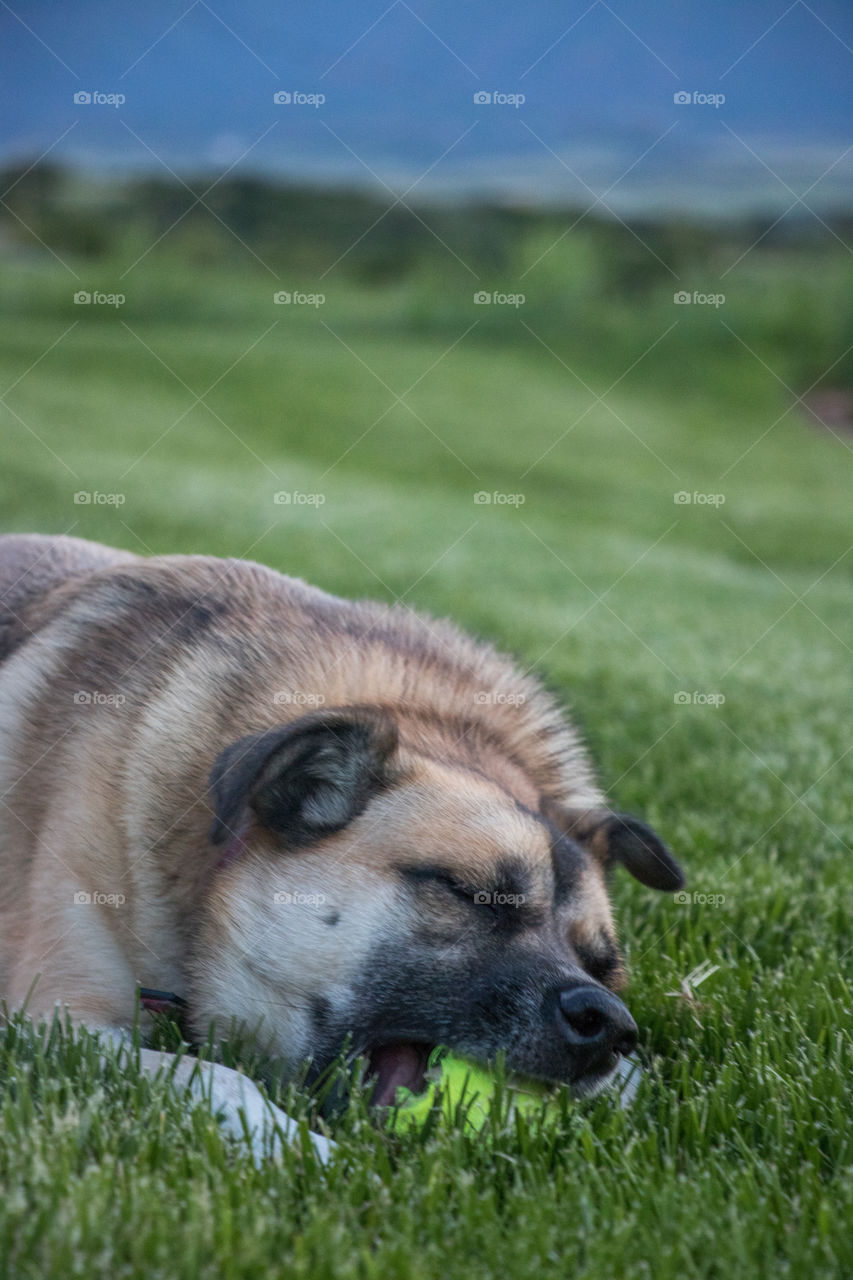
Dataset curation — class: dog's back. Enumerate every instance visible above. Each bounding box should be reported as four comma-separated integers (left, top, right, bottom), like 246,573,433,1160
0,533,605,1020
0,532,680,1100
0,533,601,811
0,534,136,663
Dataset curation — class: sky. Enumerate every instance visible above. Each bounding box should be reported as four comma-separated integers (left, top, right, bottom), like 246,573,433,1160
2,0,852,216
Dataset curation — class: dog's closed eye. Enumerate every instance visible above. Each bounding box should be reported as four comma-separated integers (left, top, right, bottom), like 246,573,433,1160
401,865,493,909
399,864,541,928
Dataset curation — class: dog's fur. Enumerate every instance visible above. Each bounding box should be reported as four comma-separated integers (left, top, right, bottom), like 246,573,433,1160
0,534,684,1158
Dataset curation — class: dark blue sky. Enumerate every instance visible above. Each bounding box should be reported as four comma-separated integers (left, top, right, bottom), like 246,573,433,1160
2,0,852,214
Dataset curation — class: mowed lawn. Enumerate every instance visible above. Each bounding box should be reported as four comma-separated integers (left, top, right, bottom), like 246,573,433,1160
1,259,851,1279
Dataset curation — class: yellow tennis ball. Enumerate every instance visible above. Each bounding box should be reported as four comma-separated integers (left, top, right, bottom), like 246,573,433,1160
388,1046,554,1132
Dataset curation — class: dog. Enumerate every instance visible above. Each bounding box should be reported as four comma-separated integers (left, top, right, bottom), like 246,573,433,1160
0,533,684,1161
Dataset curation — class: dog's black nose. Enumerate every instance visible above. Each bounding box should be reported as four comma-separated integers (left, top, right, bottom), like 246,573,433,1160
558,985,638,1058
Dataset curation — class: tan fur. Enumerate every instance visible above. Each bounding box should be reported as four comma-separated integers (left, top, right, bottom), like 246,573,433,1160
0,533,661,1091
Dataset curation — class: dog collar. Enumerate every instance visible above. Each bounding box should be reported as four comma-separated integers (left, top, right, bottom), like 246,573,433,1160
139,987,187,1017
137,821,245,1024
137,822,247,1024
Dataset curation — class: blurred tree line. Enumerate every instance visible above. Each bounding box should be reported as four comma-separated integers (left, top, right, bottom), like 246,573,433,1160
2,161,852,399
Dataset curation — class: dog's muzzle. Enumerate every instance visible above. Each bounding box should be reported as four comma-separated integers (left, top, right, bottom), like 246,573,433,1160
557,984,638,1078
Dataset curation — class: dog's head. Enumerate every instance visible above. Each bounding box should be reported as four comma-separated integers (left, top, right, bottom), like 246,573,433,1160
193,706,684,1103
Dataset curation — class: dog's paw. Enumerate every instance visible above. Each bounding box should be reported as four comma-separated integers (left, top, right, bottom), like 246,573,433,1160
215,1088,335,1166
131,1047,335,1165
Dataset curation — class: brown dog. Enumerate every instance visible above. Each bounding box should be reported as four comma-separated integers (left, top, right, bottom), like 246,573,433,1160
0,533,683,1156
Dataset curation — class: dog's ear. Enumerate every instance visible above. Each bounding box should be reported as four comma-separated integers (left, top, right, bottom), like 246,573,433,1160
600,813,685,891
542,800,685,891
208,707,398,847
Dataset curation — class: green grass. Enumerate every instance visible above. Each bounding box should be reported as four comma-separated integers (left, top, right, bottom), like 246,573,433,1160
1,252,852,1279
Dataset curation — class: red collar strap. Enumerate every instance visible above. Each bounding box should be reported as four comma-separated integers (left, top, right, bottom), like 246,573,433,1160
139,987,187,1017
136,826,247,1023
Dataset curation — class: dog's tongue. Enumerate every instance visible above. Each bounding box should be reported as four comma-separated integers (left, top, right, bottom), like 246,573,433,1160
368,1043,428,1107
